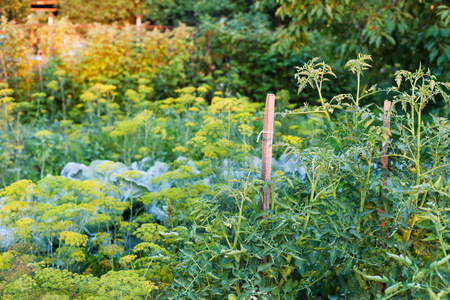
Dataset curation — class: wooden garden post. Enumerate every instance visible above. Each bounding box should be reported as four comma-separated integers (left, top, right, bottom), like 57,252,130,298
48,13,54,26
376,100,391,293
136,15,142,37
205,31,211,75
259,94,275,212
190,29,195,82
136,15,142,27
381,100,391,182
379,100,391,226
48,13,53,55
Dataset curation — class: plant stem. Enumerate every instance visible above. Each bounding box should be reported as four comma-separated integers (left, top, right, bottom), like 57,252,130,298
358,158,372,231
60,80,66,121
300,168,317,241
233,194,245,248
356,72,360,106
315,81,331,122
415,110,421,188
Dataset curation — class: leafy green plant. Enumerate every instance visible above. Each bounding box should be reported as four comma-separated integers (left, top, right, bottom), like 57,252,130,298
169,55,450,299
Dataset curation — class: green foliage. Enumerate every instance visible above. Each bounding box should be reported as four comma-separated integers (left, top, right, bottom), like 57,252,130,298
0,66,311,298
195,0,254,19
0,0,31,22
56,0,255,26
260,0,449,77
144,0,198,26
195,13,314,99
57,0,148,24
169,55,450,299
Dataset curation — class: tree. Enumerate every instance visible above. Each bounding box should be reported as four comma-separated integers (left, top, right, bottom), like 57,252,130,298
57,0,150,24
258,0,450,78
143,0,255,26
195,0,254,18
143,0,197,26
0,0,31,22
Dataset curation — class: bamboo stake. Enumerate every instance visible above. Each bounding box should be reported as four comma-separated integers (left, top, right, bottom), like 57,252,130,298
48,13,54,26
136,15,142,27
379,100,391,227
48,13,53,55
376,100,391,293
136,15,142,37
259,94,275,212
205,31,211,75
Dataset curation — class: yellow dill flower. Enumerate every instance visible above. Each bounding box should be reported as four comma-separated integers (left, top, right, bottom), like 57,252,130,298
238,124,253,137
0,179,35,203
176,86,196,94
72,250,86,262
138,85,153,95
236,144,254,153
125,89,140,103
204,150,218,160
119,254,137,266
133,223,167,243
196,86,208,94
275,170,285,177
59,231,88,247
122,170,143,179
92,232,111,247
173,146,188,153
0,201,32,215
0,96,13,104
59,120,73,127
16,218,35,239
138,147,150,155
133,244,144,252
35,130,53,139
80,91,97,102
0,88,14,97
143,280,158,292
0,250,16,270
100,244,124,257
282,135,303,147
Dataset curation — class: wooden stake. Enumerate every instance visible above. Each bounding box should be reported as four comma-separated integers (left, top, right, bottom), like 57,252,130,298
376,100,391,293
381,101,391,179
190,29,195,82
48,13,53,55
205,32,211,75
136,15,142,37
378,100,391,227
136,15,142,27
260,94,275,212
48,13,54,26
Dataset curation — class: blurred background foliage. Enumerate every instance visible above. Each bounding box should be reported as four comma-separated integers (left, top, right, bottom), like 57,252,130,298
1,0,448,105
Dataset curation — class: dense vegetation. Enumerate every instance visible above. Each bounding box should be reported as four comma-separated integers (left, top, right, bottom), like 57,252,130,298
0,1,449,299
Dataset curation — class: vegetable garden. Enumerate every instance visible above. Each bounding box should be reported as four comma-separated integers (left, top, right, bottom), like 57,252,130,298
0,2,449,299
